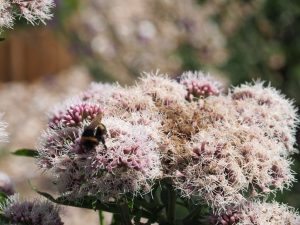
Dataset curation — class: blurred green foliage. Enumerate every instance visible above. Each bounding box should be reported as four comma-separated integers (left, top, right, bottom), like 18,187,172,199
222,0,300,102
53,0,79,28
218,0,300,209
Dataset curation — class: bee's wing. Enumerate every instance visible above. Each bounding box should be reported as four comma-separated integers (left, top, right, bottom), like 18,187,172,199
87,113,103,129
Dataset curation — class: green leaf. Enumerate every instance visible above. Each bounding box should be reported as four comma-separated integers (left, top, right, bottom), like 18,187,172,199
0,215,10,225
12,149,39,157
0,192,8,203
36,190,57,202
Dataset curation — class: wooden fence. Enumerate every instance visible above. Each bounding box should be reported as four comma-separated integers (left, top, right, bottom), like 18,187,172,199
0,27,74,82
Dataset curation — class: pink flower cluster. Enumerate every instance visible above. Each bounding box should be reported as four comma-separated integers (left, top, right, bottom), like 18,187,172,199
50,101,103,127
38,82,162,200
37,71,299,222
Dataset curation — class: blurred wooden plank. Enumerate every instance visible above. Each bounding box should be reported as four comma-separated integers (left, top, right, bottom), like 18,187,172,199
0,27,74,83
9,34,25,81
0,41,9,81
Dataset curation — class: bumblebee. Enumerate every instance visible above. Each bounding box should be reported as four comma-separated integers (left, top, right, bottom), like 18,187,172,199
80,113,107,150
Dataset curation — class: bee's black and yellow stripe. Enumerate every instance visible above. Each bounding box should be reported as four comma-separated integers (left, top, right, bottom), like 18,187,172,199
80,113,107,150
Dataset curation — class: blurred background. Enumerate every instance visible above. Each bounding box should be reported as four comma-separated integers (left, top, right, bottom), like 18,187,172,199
0,0,300,224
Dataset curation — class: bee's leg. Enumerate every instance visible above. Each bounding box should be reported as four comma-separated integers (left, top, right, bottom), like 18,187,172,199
100,136,107,150
96,127,107,150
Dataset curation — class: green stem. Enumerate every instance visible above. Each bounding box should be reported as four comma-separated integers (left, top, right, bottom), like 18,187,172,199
98,210,104,225
166,185,176,224
119,203,132,225
111,213,122,225
182,205,202,225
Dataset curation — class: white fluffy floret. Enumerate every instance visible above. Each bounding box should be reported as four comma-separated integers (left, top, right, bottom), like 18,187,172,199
80,82,120,105
139,71,187,106
238,201,300,225
231,81,299,154
17,0,54,25
208,201,300,225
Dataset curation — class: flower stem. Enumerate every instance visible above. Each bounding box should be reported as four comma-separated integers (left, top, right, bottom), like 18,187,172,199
119,203,132,225
166,185,176,224
98,210,104,225
182,205,202,224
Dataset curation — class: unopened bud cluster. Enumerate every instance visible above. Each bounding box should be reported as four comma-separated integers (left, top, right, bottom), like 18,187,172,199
180,71,222,100
37,71,299,223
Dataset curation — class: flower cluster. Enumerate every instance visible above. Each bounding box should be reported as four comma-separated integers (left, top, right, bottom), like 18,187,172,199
66,0,228,81
50,100,103,127
37,71,299,222
0,0,54,30
38,82,162,200
174,81,298,209
0,195,63,225
231,82,299,154
208,201,300,225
